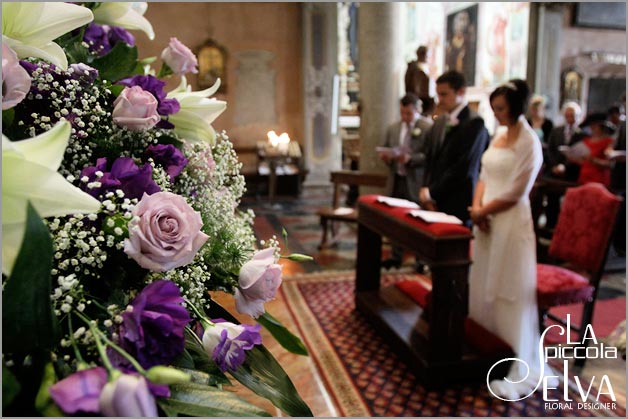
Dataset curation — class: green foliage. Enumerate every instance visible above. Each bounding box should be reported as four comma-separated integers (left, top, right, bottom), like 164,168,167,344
257,313,308,356
158,382,272,417
2,108,15,130
2,203,59,353
2,365,21,410
207,303,313,417
91,43,139,83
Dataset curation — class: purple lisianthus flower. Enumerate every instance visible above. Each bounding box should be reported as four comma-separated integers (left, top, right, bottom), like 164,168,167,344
69,63,99,83
117,75,180,117
145,144,188,180
83,23,136,57
49,367,108,414
201,319,262,372
80,157,160,200
99,373,158,417
118,280,191,369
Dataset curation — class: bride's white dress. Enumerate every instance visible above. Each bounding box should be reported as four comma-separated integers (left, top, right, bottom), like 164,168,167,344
469,117,556,399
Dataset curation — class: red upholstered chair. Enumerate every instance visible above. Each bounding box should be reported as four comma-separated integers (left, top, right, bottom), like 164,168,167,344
537,183,622,366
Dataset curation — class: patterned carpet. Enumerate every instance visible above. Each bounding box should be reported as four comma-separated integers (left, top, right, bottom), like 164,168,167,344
282,271,625,417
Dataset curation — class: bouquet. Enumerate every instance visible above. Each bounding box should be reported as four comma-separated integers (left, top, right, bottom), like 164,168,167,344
2,2,312,416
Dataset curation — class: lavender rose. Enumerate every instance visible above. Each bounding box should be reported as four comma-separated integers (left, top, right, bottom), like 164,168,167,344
234,247,283,318
118,75,180,117
49,367,108,414
161,37,198,75
202,319,262,372
124,192,209,271
99,374,157,417
2,44,31,110
112,86,161,131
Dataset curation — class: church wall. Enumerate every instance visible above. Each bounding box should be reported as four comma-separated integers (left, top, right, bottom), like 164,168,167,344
136,2,304,150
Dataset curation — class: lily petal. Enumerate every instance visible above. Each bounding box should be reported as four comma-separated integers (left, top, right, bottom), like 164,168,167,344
2,122,101,276
168,110,217,144
170,76,221,98
2,2,93,69
93,2,155,40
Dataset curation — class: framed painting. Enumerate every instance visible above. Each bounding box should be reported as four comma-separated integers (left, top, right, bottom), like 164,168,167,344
197,39,228,93
445,4,478,86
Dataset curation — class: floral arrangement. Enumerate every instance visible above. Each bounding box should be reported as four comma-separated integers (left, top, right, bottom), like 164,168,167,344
2,2,312,417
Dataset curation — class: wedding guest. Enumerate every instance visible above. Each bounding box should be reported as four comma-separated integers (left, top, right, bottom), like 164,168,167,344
419,70,489,226
526,95,553,144
379,93,432,270
572,113,615,187
544,101,585,229
468,79,557,400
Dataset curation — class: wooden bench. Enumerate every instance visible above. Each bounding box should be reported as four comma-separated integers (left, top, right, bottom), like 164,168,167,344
316,170,387,249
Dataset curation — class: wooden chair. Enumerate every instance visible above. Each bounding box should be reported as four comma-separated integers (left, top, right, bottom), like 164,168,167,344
536,183,622,367
316,170,387,249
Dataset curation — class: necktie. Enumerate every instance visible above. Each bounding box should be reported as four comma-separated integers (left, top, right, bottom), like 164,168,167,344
566,125,573,144
397,123,411,176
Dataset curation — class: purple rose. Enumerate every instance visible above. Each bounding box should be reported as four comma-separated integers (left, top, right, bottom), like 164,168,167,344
80,157,160,200
234,248,283,318
49,367,108,414
118,280,191,369
161,37,198,75
99,374,157,417
113,86,161,131
2,44,31,110
145,144,188,180
202,319,262,372
117,75,180,117
124,192,209,271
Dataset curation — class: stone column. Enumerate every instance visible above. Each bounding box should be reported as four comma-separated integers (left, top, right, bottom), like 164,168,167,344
302,3,341,186
529,3,564,121
358,2,402,194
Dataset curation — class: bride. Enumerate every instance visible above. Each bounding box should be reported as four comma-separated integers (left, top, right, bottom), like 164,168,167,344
468,79,557,399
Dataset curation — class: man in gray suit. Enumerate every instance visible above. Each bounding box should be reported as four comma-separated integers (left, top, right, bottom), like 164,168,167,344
378,93,433,269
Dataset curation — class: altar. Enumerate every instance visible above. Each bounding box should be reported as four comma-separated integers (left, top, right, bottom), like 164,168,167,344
355,195,514,387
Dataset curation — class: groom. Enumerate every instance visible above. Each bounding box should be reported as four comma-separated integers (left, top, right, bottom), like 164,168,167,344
419,70,489,227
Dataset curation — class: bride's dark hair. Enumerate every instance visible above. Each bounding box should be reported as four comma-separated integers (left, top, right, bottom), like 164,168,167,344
490,79,531,122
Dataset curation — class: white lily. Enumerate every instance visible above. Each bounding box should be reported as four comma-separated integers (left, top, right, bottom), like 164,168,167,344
167,77,227,144
93,2,155,41
2,121,101,276
2,2,93,70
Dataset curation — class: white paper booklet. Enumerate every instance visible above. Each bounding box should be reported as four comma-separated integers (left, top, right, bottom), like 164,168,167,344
409,209,463,224
559,142,590,160
376,196,420,209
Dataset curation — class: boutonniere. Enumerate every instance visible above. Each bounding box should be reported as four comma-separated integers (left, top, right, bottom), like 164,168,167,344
412,127,422,137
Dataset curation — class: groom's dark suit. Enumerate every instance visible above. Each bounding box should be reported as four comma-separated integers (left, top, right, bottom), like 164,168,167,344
422,106,489,225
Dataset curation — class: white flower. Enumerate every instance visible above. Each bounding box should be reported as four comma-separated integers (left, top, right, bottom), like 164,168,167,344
412,127,422,137
167,76,227,144
2,2,93,70
2,121,101,276
92,2,155,41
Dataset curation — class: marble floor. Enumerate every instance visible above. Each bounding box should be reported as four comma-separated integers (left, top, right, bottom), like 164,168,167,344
219,185,627,416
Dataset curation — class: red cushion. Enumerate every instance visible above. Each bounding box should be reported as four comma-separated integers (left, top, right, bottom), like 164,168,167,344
395,280,512,357
358,195,471,237
536,264,595,308
549,183,621,272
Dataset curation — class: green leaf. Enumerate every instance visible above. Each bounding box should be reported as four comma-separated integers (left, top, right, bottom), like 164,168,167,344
205,304,312,416
3,108,15,129
2,365,21,409
35,362,56,413
91,43,138,83
282,227,289,248
108,84,125,97
258,312,308,356
2,203,59,353
158,382,272,417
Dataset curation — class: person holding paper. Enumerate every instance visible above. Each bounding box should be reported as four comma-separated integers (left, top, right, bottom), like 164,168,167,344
468,79,556,400
419,70,489,226
378,93,432,269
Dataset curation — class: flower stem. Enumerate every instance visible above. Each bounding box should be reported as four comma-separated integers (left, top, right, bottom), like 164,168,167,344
75,311,114,373
67,315,85,365
100,335,148,376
